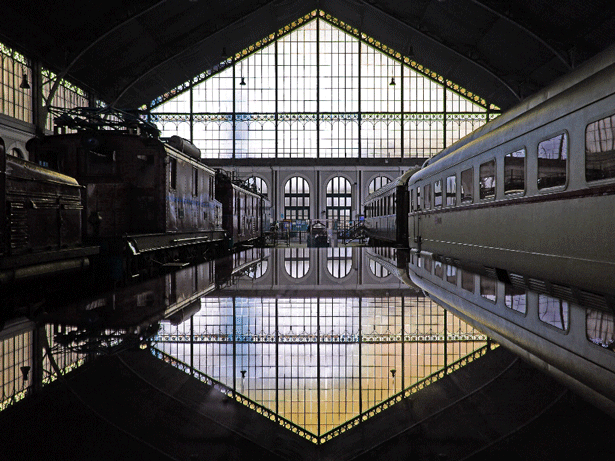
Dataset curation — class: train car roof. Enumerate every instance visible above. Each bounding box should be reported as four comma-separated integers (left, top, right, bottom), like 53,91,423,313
364,166,420,202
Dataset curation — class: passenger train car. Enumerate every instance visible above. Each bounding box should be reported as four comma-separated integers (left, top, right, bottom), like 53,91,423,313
0,136,98,283
215,170,271,249
404,45,615,296
363,167,419,246
405,251,615,418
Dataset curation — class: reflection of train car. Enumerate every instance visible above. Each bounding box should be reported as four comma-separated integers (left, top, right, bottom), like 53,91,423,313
41,261,216,333
215,170,270,248
363,167,419,247
214,247,267,288
26,108,225,280
307,220,328,247
406,253,615,418
405,46,615,295
0,136,98,283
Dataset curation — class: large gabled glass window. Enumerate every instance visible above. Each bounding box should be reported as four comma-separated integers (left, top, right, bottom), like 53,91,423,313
150,11,498,160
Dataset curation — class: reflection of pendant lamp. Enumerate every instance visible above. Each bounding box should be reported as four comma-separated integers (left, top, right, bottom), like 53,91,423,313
240,77,246,86
389,77,396,86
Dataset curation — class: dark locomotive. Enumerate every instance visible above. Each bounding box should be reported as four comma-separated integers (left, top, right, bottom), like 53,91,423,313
4,106,271,284
0,136,98,283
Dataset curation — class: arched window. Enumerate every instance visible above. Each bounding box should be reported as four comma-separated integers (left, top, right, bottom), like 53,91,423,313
368,176,391,194
284,176,310,221
247,176,268,197
326,176,352,225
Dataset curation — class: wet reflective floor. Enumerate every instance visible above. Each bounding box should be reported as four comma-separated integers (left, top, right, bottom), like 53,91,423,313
1,246,614,459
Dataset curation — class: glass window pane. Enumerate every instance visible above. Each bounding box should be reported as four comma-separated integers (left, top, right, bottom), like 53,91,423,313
538,133,567,189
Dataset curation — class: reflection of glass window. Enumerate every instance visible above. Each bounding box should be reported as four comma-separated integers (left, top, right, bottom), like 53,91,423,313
480,276,496,302
538,295,568,330
504,149,525,194
284,248,310,278
586,309,615,350
538,133,567,189
461,271,474,292
586,115,615,182
446,175,456,206
327,248,352,278
424,183,431,209
369,260,390,278
479,160,495,199
504,284,526,314
460,168,473,203
434,261,444,279
416,186,422,210
433,180,442,207
446,265,456,284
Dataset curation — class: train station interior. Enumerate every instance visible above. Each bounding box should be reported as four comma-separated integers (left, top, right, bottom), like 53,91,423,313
1,1,615,459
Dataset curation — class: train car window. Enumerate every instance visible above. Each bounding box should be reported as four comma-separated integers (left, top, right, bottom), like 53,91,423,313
460,168,473,203
446,265,457,284
446,175,456,206
504,284,527,314
417,187,422,210
537,133,568,189
504,149,526,194
193,169,198,196
434,180,442,207
170,158,177,189
461,270,474,293
424,183,432,209
434,260,444,279
480,276,497,302
586,308,614,351
538,295,569,331
86,147,117,176
586,115,615,182
479,160,496,199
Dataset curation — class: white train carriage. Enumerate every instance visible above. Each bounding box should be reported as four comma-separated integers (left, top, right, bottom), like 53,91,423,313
407,45,615,296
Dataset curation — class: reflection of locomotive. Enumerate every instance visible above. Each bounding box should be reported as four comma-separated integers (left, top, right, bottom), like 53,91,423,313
0,136,98,283
2,107,269,284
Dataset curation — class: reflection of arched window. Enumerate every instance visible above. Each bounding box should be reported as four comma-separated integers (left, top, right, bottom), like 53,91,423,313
327,247,352,278
284,177,309,221
284,248,309,278
247,176,268,197
368,176,391,194
369,259,390,278
247,260,268,279
326,176,351,224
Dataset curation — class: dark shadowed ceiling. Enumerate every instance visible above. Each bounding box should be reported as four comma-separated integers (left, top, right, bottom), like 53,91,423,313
3,0,615,111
